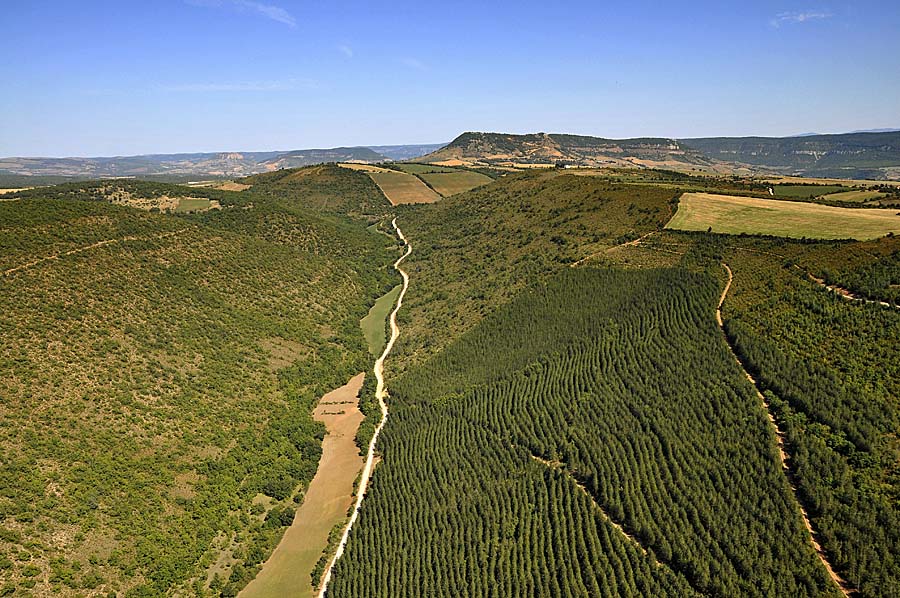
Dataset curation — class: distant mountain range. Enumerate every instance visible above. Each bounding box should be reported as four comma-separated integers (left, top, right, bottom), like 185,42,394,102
0,144,446,180
419,131,900,180
3,131,899,181
681,131,900,179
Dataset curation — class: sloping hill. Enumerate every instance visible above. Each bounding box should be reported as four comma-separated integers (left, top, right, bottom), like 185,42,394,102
0,167,397,597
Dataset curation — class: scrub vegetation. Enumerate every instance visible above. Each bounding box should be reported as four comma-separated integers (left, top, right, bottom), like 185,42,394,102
0,166,397,597
3,161,899,598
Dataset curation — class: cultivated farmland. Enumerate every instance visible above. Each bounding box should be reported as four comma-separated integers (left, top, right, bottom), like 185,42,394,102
666,192,900,240
774,184,846,199
419,171,493,196
367,171,441,205
821,189,886,203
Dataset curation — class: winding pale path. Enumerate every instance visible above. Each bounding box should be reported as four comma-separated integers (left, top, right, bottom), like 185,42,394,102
316,218,411,597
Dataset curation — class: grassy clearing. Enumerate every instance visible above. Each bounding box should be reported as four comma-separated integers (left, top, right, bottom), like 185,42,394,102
774,184,846,199
822,190,886,203
360,285,401,356
367,171,441,205
419,171,493,196
666,192,900,240
174,197,213,212
240,374,366,598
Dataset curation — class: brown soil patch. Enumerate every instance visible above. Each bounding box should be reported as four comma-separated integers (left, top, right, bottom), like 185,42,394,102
240,373,366,598
215,182,252,192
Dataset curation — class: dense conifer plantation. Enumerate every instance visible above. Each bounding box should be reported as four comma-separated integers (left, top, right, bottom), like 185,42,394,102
328,268,838,597
719,247,900,598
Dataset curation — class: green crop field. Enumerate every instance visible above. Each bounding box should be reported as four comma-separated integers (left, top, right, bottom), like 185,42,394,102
822,189,886,203
360,285,401,355
174,197,213,212
774,184,846,198
667,192,900,240
418,171,493,196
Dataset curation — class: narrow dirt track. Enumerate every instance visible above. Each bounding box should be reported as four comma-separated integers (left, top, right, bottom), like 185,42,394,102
2,230,185,277
570,231,657,267
717,263,854,597
316,218,411,598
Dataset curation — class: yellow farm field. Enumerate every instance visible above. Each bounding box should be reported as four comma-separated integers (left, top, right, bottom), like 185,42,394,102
419,171,493,196
666,192,900,240
367,171,441,205
240,374,366,598
763,175,900,188
337,162,396,174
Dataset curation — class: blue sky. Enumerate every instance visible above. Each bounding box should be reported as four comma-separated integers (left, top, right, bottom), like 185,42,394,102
1,0,898,156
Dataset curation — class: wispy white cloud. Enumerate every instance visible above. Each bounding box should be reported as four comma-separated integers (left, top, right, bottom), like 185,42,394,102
187,0,297,28
770,9,832,28
159,78,318,92
400,57,426,71
338,44,354,58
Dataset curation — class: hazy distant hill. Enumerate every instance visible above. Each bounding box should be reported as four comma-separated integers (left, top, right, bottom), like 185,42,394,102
681,131,900,179
0,144,448,181
0,152,281,179
259,147,386,169
420,131,721,170
368,143,446,161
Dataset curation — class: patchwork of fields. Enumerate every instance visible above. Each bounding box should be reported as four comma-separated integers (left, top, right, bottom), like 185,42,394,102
367,171,441,205
666,192,900,240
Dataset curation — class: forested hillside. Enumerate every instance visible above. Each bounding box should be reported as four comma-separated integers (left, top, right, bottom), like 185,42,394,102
0,165,398,597
328,268,838,597
717,240,900,596
391,170,677,371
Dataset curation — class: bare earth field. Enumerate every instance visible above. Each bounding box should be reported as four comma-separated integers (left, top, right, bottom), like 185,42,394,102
366,171,441,205
240,374,366,598
666,192,900,240
419,171,493,196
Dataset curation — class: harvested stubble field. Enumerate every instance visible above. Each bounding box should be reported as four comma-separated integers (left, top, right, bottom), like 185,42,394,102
666,192,900,240
367,171,441,205
418,171,493,196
